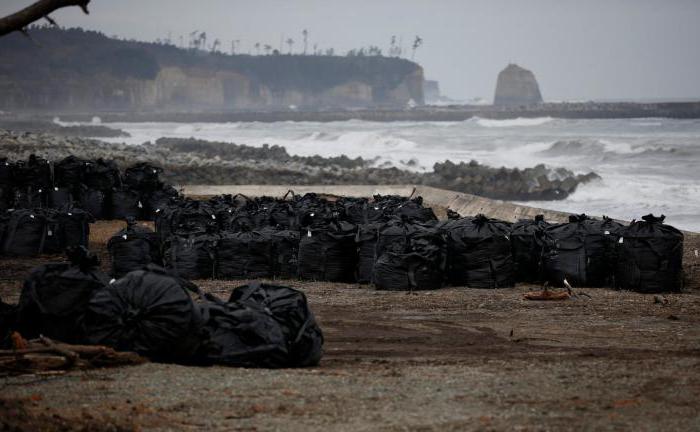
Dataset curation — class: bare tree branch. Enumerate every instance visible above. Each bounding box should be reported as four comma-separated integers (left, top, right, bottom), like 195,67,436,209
0,0,90,38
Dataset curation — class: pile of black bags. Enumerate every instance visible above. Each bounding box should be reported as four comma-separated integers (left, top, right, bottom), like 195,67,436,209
105,189,685,293
2,248,324,368
0,155,179,221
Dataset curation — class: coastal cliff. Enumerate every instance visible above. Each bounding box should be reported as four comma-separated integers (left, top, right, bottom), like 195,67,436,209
0,28,424,112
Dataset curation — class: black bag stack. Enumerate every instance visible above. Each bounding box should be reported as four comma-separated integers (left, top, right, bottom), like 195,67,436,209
373,219,446,291
543,214,624,287
356,223,381,284
616,214,684,293
510,215,550,283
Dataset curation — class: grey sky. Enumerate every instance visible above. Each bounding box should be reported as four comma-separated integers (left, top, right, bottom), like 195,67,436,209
2,0,699,101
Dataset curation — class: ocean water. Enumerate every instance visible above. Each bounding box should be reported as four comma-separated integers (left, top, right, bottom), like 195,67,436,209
85,117,700,231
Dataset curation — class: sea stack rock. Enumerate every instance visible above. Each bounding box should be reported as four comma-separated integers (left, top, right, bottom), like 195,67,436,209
493,64,543,106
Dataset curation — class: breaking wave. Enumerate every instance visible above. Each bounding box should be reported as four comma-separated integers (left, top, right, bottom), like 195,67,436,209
475,117,554,128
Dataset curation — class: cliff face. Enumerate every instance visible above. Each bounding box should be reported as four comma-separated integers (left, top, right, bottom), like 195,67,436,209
493,64,543,106
0,28,424,112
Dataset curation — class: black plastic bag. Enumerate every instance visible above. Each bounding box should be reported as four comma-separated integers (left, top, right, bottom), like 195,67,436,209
196,294,289,368
215,230,274,279
110,187,142,220
543,214,623,287
298,221,357,282
83,266,204,361
356,223,380,284
13,186,47,209
373,221,446,291
270,229,300,279
124,162,162,191
84,158,120,191
443,215,514,288
57,207,93,249
510,215,550,283
229,282,324,367
142,184,180,221
107,218,161,278
13,155,52,189
2,209,47,256
16,247,109,343
54,156,86,188
79,187,108,220
48,186,74,209
616,214,684,293
163,234,216,280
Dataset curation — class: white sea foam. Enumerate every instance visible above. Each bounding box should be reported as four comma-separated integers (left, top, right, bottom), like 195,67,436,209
474,116,554,128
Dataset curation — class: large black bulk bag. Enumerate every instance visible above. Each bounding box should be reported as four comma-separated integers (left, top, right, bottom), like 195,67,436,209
543,214,624,287
197,295,289,368
391,196,437,223
0,185,12,211
53,156,86,188
158,201,218,238
83,266,204,361
229,282,324,367
110,187,142,220
124,162,162,191
16,247,108,343
83,158,120,191
2,209,47,256
48,186,74,209
215,230,274,279
141,184,180,221
510,215,550,283
356,223,380,284
616,214,683,293
298,221,357,282
107,219,161,278
13,186,47,209
0,158,14,186
270,229,300,278
338,197,385,225
373,223,446,291
78,188,107,220
443,215,514,288
163,234,216,280
57,207,93,249
41,209,64,255
13,155,52,189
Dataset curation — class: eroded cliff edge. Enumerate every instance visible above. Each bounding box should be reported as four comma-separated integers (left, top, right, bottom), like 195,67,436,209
0,28,424,111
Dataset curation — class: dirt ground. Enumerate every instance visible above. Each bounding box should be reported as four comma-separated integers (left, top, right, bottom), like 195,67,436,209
1,221,700,431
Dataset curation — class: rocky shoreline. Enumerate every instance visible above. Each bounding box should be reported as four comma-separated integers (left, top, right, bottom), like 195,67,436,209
0,130,599,201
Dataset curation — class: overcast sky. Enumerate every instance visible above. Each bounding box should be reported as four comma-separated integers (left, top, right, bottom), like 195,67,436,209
2,0,699,101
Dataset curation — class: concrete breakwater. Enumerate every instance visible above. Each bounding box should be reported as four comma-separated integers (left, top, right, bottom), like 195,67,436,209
0,131,598,201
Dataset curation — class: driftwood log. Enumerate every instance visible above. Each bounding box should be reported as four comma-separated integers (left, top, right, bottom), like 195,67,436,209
0,333,145,376
0,0,91,38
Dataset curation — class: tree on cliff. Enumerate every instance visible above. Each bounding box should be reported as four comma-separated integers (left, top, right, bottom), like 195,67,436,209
0,0,90,38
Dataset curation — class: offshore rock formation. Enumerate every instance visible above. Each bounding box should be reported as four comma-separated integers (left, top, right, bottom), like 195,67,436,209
494,64,543,106
0,130,599,201
0,28,424,111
